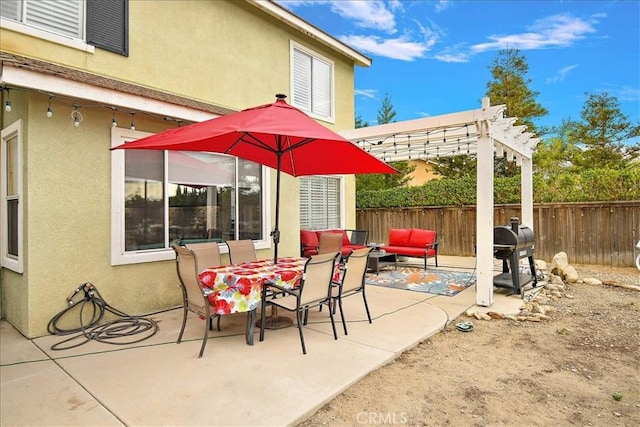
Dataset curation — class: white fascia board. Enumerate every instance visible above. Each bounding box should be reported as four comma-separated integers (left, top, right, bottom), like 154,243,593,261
249,0,372,67
1,66,218,122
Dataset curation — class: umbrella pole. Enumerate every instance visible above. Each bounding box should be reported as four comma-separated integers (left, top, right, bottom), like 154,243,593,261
258,152,293,330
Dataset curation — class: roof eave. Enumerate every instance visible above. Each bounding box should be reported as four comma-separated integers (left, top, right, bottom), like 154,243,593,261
248,0,372,68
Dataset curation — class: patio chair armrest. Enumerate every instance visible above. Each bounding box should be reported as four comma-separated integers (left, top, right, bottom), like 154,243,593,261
263,281,298,297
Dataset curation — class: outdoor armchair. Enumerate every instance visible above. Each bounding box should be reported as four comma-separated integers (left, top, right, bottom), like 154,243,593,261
330,247,373,335
225,239,257,264
318,232,344,255
259,252,341,354
172,245,256,358
185,242,223,270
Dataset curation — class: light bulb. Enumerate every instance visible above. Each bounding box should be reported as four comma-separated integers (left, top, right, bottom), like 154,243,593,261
4,101,11,112
46,106,53,118
74,118,80,127
112,117,118,127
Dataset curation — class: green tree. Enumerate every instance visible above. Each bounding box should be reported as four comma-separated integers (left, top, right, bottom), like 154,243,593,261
355,114,368,128
432,155,476,178
377,93,396,125
569,92,640,170
485,48,548,134
484,48,548,177
533,119,580,176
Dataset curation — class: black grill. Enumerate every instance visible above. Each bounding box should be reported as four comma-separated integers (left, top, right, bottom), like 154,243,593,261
493,217,537,295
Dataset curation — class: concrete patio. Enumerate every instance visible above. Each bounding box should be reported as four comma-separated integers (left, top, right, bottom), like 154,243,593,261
1,256,525,426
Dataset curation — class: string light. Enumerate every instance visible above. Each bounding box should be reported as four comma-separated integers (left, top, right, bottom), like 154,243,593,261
111,108,118,127
4,89,11,112
46,96,53,118
130,112,136,130
72,105,83,127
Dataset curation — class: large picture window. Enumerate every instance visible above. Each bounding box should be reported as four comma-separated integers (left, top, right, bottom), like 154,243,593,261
1,120,23,273
299,176,342,230
111,128,264,265
291,42,334,122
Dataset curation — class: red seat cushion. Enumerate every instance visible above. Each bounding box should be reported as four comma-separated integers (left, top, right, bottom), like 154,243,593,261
388,228,411,246
408,228,436,247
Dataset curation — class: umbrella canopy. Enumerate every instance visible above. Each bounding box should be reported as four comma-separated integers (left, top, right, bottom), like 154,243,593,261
112,94,396,261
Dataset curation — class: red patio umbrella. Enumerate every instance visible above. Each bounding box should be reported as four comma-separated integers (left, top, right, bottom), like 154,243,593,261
112,94,396,262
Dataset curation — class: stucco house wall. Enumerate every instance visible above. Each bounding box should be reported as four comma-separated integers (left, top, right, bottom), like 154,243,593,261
0,0,367,337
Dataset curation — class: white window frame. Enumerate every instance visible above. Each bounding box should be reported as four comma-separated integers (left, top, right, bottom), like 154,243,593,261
299,175,345,230
1,120,24,273
0,0,95,53
290,41,335,123
110,127,271,266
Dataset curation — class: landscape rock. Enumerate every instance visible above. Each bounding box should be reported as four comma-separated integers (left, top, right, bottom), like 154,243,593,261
550,252,569,275
583,277,603,285
564,266,579,282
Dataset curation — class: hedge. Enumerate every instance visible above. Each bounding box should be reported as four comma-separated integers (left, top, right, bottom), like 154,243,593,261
355,168,640,208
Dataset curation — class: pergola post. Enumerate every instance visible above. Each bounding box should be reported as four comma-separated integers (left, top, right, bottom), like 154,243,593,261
521,156,534,231
475,99,495,307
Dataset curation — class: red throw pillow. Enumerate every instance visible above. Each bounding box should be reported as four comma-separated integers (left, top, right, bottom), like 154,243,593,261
388,228,411,246
300,230,319,247
408,228,436,247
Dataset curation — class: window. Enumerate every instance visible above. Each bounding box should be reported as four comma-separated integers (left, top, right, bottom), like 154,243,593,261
0,0,128,55
1,120,23,273
299,176,342,230
111,128,265,265
291,42,334,122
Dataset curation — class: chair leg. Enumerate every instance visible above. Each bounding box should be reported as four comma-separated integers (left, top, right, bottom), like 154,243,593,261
199,317,209,358
296,310,307,354
246,309,256,346
328,300,338,340
336,296,347,335
177,305,188,344
259,297,267,342
362,289,372,324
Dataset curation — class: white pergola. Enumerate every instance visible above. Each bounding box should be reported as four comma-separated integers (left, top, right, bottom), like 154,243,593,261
340,97,540,307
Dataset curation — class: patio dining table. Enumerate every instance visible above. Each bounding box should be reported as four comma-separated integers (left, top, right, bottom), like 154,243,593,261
198,257,308,332
198,256,341,333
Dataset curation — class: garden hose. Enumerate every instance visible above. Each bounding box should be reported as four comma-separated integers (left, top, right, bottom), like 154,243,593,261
47,282,158,350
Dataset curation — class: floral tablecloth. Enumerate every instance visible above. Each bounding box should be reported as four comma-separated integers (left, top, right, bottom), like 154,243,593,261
198,257,309,315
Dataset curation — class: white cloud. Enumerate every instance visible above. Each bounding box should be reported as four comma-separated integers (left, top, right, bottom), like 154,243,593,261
327,0,397,33
339,34,428,61
355,89,377,99
546,64,579,84
471,13,599,53
435,0,451,13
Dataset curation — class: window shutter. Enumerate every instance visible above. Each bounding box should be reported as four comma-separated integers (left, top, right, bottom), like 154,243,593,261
299,176,341,230
311,58,331,118
87,0,128,56
292,49,311,111
24,0,83,38
0,0,21,20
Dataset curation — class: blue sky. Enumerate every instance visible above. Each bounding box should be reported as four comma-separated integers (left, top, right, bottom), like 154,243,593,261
277,0,640,135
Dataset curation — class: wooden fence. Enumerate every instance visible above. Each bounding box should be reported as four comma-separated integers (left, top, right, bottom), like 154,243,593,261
356,201,640,267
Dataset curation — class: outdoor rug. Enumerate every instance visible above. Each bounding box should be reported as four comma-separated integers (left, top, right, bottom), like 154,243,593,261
366,267,476,296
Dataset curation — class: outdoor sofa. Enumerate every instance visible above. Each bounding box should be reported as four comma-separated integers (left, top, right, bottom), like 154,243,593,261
379,228,439,269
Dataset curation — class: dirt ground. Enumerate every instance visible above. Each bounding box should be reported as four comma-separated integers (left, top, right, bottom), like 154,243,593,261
298,264,640,427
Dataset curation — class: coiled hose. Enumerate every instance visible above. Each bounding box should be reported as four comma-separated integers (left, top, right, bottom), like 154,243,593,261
47,282,158,351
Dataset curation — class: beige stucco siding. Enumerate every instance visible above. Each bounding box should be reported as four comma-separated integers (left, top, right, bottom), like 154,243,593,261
1,1,360,337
